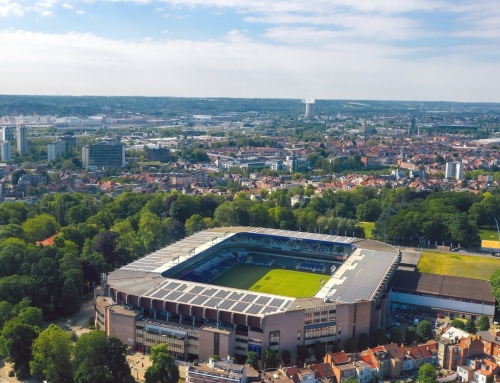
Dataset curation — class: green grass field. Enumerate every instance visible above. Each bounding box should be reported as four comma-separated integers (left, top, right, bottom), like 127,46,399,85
358,222,375,238
417,251,500,280
211,264,329,298
479,228,499,241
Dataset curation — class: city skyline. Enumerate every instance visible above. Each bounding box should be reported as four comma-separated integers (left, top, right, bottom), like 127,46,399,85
0,0,499,101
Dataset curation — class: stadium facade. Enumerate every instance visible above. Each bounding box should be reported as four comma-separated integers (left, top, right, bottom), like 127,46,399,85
96,227,400,365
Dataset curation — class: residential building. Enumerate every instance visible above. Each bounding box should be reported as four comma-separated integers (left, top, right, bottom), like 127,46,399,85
16,125,28,156
47,140,67,161
82,142,125,169
186,358,247,383
437,327,484,370
1,126,15,141
478,174,494,183
445,162,465,180
0,141,11,161
60,135,79,147
147,146,170,162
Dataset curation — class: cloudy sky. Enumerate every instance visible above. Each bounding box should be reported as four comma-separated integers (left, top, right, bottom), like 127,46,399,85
1,0,499,101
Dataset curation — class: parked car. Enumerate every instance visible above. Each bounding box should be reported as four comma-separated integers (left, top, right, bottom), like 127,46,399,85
8,371,14,377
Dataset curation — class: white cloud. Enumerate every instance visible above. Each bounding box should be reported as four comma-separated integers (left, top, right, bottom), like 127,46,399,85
164,12,170,17
0,2,25,16
162,29,169,33
154,7,163,11
75,9,84,13
61,3,73,8
0,29,498,102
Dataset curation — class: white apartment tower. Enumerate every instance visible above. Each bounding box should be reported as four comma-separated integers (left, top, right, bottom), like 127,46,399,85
47,140,67,162
1,141,11,162
445,162,465,180
16,125,28,156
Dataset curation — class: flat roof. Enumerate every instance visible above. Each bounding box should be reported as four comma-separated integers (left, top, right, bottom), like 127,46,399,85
315,248,399,303
390,270,495,304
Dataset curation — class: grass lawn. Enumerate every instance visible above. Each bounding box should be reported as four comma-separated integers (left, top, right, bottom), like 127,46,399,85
417,251,500,280
479,227,500,241
358,222,375,238
211,264,329,298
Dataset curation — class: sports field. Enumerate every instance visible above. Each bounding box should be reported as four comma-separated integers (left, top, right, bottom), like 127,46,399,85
211,264,329,298
417,251,500,280
479,228,499,241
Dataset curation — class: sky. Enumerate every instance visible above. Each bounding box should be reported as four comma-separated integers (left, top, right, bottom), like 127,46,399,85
0,0,499,101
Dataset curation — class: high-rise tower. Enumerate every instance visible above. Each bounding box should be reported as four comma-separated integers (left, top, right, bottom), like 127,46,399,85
16,125,28,156
304,99,315,120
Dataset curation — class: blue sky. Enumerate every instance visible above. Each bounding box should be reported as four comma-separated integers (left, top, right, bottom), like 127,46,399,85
0,0,499,101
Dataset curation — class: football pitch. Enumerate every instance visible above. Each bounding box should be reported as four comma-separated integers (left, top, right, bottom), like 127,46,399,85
211,264,329,298
417,251,500,280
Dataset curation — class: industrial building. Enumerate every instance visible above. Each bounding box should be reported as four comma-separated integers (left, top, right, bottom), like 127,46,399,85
97,227,400,366
304,100,315,120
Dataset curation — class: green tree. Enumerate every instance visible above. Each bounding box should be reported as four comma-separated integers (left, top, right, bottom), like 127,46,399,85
22,214,60,243
246,351,259,370
281,350,291,366
450,319,465,330
390,327,403,344
185,214,207,236
314,341,326,362
465,319,476,334
418,363,437,383
478,315,490,331
263,348,277,369
214,202,240,226
331,341,342,353
343,378,361,383
344,337,356,353
357,333,370,351
144,343,179,383
72,331,133,383
30,324,73,383
417,320,433,342
405,326,417,345
17,307,43,328
356,200,382,222
0,318,39,378
297,345,310,363
372,328,386,346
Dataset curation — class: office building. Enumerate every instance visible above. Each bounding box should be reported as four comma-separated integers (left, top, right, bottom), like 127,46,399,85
16,125,28,156
47,141,67,162
445,162,465,180
1,126,15,141
60,135,79,147
0,141,11,162
82,142,125,169
147,146,170,162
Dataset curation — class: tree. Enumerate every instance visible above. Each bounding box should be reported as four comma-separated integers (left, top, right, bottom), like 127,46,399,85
450,319,465,330
314,341,326,362
17,307,43,328
343,379,361,383
390,327,403,344
214,202,240,227
417,320,433,342
356,200,382,222
478,315,490,331
331,341,342,353
144,343,179,383
418,363,437,383
372,328,386,346
185,214,207,236
263,348,277,369
1,319,39,378
297,345,310,363
405,326,417,345
344,337,356,353
465,319,476,334
357,333,370,351
72,331,133,383
30,324,73,383
246,351,259,370
281,350,291,366
22,214,60,243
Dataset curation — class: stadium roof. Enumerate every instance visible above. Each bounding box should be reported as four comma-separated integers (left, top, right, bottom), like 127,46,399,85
390,270,495,304
315,248,399,303
119,227,356,274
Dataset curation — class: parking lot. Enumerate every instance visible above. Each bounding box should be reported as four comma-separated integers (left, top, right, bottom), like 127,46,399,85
388,307,448,343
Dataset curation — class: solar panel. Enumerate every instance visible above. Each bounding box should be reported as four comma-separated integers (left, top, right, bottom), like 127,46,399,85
255,296,271,305
165,282,181,290
241,294,257,303
246,304,263,315
219,300,236,310
189,286,205,294
191,295,209,306
205,298,221,307
270,298,285,307
204,288,218,296
215,290,230,299
151,289,167,298
178,293,196,303
228,292,244,300
164,291,183,301
262,306,279,314
232,302,250,313
176,284,188,292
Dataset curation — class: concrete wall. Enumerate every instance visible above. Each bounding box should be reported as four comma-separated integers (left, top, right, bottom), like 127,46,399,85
106,309,136,347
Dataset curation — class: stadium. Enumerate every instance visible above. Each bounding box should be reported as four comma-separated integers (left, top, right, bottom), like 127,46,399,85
96,227,400,365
